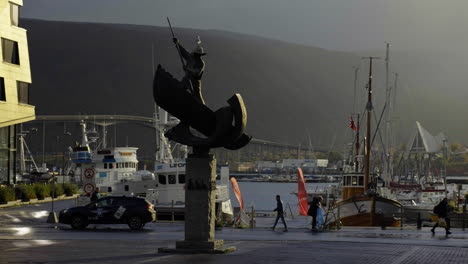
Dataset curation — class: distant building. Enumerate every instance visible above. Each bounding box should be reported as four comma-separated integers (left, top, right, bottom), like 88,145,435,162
0,0,35,184
280,159,328,169
253,159,329,174
230,162,256,173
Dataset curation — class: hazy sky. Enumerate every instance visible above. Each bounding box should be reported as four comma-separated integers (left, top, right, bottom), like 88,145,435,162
21,0,468,52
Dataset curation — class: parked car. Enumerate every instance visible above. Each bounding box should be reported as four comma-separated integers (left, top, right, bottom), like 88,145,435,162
59,195,156,230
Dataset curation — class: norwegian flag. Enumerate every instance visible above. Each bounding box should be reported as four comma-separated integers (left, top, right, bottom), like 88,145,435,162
349,116,357,130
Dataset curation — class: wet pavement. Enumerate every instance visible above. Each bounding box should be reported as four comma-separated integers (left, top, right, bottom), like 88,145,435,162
1,199,468,263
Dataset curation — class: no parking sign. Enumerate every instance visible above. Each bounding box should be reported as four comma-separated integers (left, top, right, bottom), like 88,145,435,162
84,168,95,179
83,183,96,194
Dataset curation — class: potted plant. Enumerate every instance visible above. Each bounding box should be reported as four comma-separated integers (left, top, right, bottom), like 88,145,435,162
0,186,15,204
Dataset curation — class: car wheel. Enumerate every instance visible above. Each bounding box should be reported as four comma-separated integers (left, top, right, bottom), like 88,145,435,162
71,215,88,230
128,216,143,230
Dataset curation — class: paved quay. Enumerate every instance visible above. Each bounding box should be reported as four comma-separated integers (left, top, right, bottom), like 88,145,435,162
1,200,468,263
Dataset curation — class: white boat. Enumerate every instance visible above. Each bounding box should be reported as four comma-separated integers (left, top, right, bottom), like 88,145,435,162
69,112,233,218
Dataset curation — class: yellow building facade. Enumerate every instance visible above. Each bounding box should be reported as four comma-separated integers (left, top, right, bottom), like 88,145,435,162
0,0,35,183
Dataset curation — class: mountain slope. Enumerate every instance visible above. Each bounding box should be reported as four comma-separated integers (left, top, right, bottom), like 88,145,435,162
21,19,467,156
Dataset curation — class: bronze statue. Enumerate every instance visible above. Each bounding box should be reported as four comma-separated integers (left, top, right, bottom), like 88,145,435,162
153,19,251,153
173,36,206,105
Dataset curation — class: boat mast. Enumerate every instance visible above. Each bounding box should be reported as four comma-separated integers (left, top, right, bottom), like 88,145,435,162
352,65,360,173
152,44,161,166
384,42,391,185
152,43,174,164
363,56,379,190
354,113,360,172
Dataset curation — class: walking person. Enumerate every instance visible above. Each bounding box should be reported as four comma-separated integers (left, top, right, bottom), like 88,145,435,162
91,187,100,203
308,196,323,231
431,197,452,235
272,195,288,232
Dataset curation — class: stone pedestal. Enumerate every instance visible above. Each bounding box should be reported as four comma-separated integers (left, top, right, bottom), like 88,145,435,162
158,153,235,254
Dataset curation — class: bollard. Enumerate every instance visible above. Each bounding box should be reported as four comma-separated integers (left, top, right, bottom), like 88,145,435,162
463,205,466,231
400,208,404,230
417,212,422,230
249,206,255,229
171,200,175,223
381,213,386,230
337,207,341,230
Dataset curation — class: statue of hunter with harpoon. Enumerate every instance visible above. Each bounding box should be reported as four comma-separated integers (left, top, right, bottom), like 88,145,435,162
153,18,251,152
173,36,206,105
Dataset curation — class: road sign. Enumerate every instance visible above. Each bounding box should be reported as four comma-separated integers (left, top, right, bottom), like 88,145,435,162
84,168,95,179
83,183,95,194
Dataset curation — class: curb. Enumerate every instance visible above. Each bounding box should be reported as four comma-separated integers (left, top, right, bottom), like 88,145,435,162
0,194,79,208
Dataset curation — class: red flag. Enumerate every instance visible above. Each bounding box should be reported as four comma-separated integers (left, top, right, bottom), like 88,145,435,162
297,168,308,216
349,116,357,130
230,177,245,211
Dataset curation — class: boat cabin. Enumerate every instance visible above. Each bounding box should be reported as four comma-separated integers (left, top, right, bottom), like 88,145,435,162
342,173,366,200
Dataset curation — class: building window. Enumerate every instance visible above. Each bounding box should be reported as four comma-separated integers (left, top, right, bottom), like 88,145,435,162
17,81,29,104
2,38,20,65
10,3,20,27
0,127,11,184
0,77,5,101
178,174,185,184
104,163,108,169
0,149,8,183
168,175,176,184
158,175,166,185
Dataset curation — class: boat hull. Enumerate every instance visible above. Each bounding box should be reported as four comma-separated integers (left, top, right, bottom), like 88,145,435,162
327,196,402,227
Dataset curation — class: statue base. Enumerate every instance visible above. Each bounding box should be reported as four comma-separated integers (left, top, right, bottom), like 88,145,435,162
158,151,236,254
158,240,236,254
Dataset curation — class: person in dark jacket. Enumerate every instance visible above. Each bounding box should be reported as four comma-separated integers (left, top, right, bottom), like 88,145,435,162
272,195,288,231
431,197,452,235
90,187,100,203
308,196,323,231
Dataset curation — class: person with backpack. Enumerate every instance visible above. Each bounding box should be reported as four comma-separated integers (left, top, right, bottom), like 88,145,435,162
431,197,452,235
308,196,323,231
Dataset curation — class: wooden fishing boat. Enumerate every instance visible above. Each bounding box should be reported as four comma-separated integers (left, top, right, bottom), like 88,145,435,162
326,58,402,227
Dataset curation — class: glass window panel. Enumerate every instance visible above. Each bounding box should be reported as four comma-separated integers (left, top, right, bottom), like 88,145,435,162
352,176,357,186
0,150,8,183
10,3,19,26
168,175,176,184
2,38,20,65
178,174,186,184
0,77,5,101
0,127,8,149
17,81,29,104
158,175,166,184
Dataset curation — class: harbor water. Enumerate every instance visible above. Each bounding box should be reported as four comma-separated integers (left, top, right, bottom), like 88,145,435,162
228,181,337,211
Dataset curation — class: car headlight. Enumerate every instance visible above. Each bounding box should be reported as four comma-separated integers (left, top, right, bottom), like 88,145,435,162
61,209,68,214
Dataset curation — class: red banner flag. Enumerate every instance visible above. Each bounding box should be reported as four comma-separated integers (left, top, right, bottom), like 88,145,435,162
230,177,245,211
297,168,308,216
349,116,357,130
